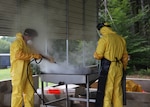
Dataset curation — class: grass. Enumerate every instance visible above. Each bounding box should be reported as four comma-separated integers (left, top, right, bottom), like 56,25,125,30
0,68,11,80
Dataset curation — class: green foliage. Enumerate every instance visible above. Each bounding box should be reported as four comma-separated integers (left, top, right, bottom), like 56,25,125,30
0,39,10,53
51,39,96,65
69,40,96,65
51,39,67,62
0,36,15,53
1,36,15,43
138,69,150,75
127,68,150,76
126,34,149,54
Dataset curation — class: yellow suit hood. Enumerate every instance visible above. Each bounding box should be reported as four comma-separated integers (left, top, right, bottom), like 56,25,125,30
16,32,23,39
100,26,116,36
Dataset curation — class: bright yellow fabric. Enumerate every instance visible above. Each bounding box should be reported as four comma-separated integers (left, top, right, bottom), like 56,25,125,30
126,80,143,92
94,27,128,69
94,27,128,107
10,33,41,107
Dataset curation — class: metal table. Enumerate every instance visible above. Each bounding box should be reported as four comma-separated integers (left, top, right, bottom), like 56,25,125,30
40,72,98,107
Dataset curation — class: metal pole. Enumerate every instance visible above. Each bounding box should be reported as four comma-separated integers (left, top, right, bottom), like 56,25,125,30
45,39,49,87
66,1,69,107
44,0,49,56
41,81,45,104
66,0,69,65
82,0,86,66
66,84,69,107
96,0,101,68
44,0,49,36
44,0,49,84
86,75,89,107
44,39,48,56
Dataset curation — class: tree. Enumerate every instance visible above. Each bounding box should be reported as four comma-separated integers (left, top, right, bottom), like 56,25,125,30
1,36,15,43
50,39,96,66
0,36,15,53
0,39,10,53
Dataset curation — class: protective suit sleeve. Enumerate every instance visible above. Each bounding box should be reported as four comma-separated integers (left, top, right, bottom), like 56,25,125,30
13,40,42,60
93,37,107,60
121,40,128,70
16,50,42,60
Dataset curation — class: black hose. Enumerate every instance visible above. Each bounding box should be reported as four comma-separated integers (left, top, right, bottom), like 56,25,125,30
27,58,47,107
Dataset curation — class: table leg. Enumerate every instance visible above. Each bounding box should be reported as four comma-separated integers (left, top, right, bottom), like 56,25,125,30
86,76,89,107
41,81,45,104
66,84,69,107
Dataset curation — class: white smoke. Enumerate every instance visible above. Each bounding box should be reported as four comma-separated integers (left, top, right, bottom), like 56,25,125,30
38,59,92,74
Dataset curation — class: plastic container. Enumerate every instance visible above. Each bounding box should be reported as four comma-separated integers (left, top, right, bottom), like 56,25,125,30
47,89,62,95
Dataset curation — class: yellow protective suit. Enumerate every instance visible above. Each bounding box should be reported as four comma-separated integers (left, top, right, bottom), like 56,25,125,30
94,27,128,107
10,33,42,107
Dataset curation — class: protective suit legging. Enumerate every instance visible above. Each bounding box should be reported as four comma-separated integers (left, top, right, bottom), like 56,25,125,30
11,72,34,107
95,58,111,107
103,64,123,107
95,62,123,107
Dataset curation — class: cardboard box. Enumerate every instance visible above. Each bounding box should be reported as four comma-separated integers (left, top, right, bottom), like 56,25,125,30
90,81,98,88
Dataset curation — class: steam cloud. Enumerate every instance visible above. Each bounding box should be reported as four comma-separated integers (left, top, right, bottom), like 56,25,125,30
38,59,92,74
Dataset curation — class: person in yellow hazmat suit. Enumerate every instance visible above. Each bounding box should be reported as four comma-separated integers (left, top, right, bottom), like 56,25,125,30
10,29,54,107
94,23,128,107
